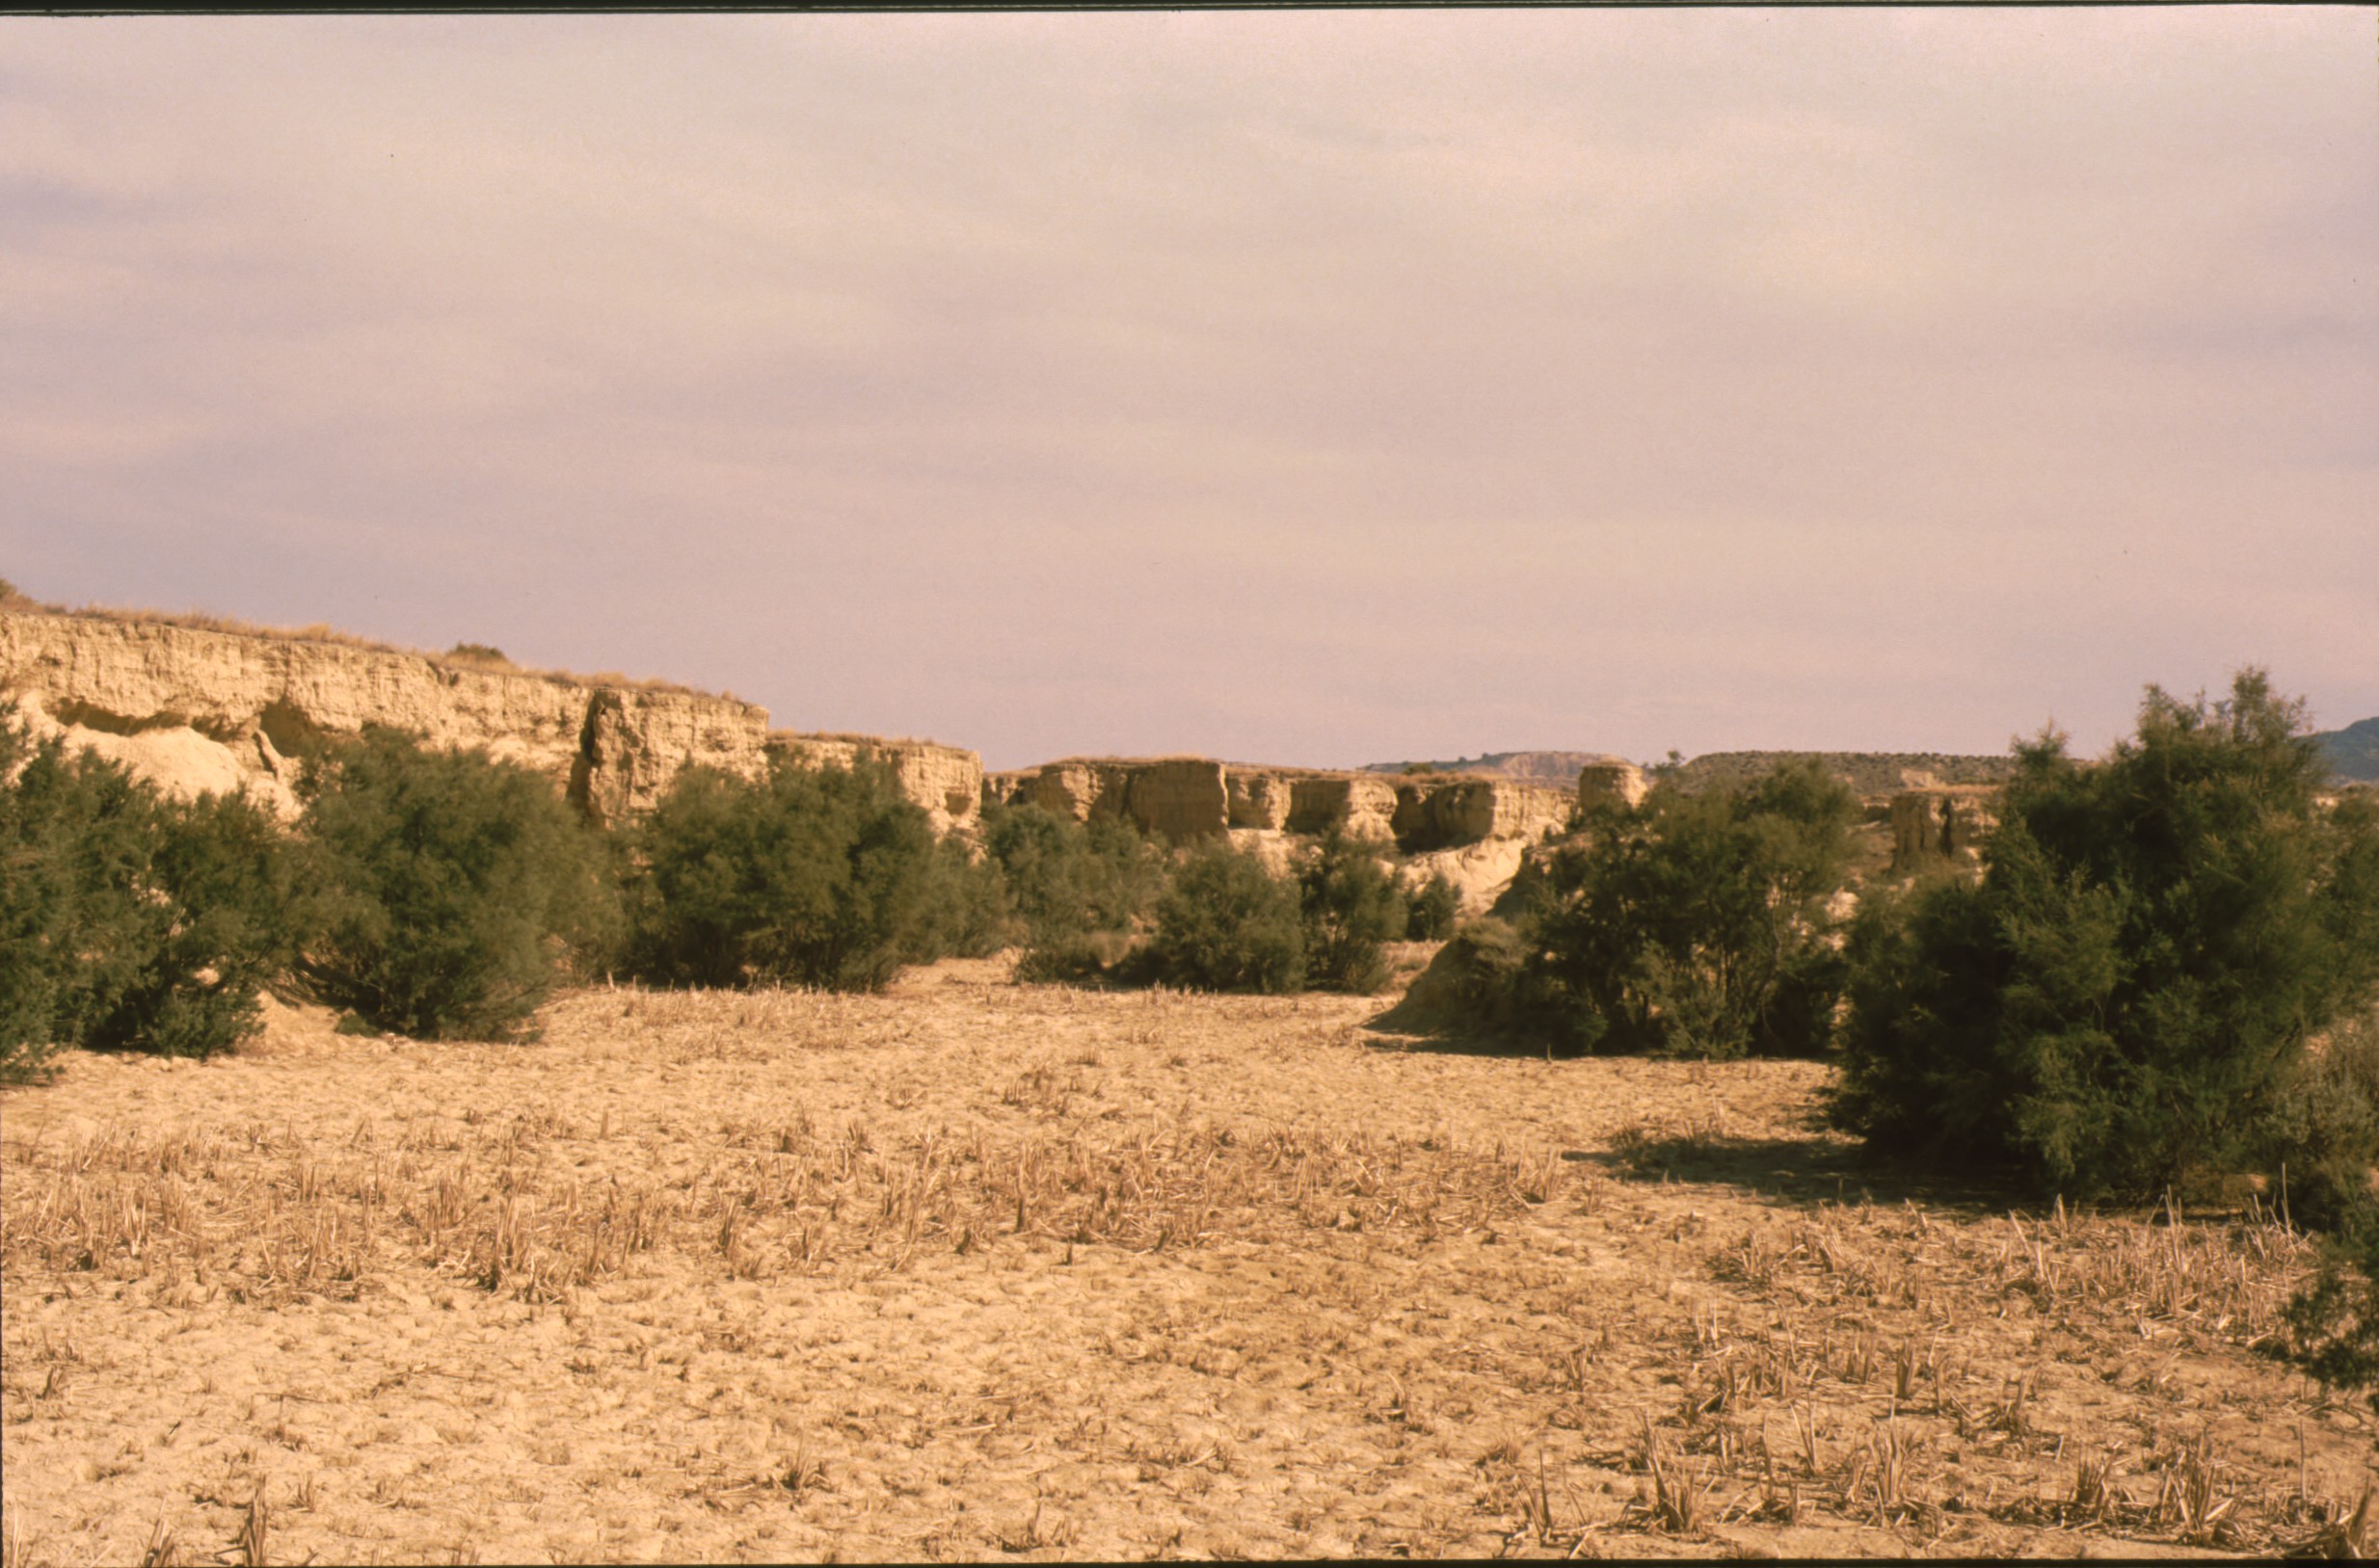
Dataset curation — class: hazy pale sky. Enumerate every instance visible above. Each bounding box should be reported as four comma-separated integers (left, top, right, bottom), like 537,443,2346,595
5,11,2372,771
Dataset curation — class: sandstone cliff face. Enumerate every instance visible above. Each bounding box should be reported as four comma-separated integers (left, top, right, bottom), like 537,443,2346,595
1,611,773,826
1402,837,1532,917
985,757,1228,840
1286,775,1403,842
772,732,984,837
1225,770,1296,831
1117,758,1231,841
990,756,1571,856
1391,777,1573,848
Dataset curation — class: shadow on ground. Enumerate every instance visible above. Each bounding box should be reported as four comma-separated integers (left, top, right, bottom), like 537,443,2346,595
1363,1009,2038,1218
1569,1130,2022,1214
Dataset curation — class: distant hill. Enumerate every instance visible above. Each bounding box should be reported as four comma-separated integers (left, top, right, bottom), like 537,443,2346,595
2314,718,2379,783
1359,749,1630,783
1664,751,2018,797
1366,748,2018,796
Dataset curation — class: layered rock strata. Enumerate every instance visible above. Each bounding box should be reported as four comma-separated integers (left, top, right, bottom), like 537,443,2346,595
983,757,1231,841
986,757,1573,853
1393,777,1573,847
0,612,974,837
1286,775,1403,841
772,732,984,837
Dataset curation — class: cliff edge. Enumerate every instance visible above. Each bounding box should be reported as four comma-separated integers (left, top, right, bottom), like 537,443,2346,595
1,610,770,826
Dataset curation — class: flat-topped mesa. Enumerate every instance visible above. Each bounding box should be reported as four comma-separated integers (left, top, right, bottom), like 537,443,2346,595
771,731,984,837
1,612,994,835
986,757,1573,851
1286,774,1403,841
0,609,783,827
983,757,1231,841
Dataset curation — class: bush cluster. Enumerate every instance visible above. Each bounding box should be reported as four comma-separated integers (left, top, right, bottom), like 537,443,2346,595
1136,834,1423,996
1438,760,1859,1058
1297,833,1409,993
296,728,614,1041
1148,842,1308,993
6,727,1017,1063
1827,672,2379,1201
981,802,1167,980
3,721,303,1076
620,757,943,994
1402,870,1461,942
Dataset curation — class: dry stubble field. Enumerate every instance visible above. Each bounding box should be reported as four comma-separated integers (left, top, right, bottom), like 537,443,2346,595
4,951,2373,1563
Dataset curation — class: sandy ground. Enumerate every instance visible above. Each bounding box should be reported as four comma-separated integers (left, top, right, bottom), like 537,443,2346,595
4,953,2372,1563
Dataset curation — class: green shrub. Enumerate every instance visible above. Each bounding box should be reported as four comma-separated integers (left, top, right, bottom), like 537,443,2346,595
1403,869,1461,942
903,836,1012,963
982,802,1166,980
1829,670,2379,1201
105,784,307,1057
2,720,303,1073
1148,842,1305,994
984,803,1163,941
2252,1008,2379,1233
297,728,614,1039
1513,760,1859,1057
2285,1194,2379,1418
1298,833,1407,994
3,723,84,1077
1011,929,1138,986
624,756,935,993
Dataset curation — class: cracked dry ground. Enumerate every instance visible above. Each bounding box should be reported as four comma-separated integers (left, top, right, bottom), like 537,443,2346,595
5,955,2373,1563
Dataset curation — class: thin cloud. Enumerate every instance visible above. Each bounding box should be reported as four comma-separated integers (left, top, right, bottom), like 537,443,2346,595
3,10,2369,769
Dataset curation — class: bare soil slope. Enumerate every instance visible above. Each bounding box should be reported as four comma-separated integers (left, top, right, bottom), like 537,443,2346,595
3,964,2367,1562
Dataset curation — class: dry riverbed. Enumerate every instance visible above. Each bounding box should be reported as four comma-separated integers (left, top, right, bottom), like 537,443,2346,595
3,955,2370,1562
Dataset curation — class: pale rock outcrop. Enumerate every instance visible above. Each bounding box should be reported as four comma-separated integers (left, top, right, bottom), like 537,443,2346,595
985,757,1227,840
993,755,1569,872
1012,761,1107,823
9,691,295,813
1226,770,1296,831
772,732,984,837
1402,837,1532,917
1392,777,1572,847
1576,761,1651,811
2,610,770,826
1116,757,1230,841
1287,775,1402,842
985,761,1117,826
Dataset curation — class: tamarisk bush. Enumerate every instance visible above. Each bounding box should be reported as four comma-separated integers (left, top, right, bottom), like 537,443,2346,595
297,727,613,1040
1829,670,2379,1201
622,756,938,993
3,719,303,1072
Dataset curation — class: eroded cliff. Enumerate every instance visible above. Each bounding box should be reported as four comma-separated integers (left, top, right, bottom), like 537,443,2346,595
772,731,984,837
2,611,772,825
985,757,1575,854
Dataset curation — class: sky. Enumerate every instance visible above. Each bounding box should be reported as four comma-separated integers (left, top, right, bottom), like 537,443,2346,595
3,11,2372,772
